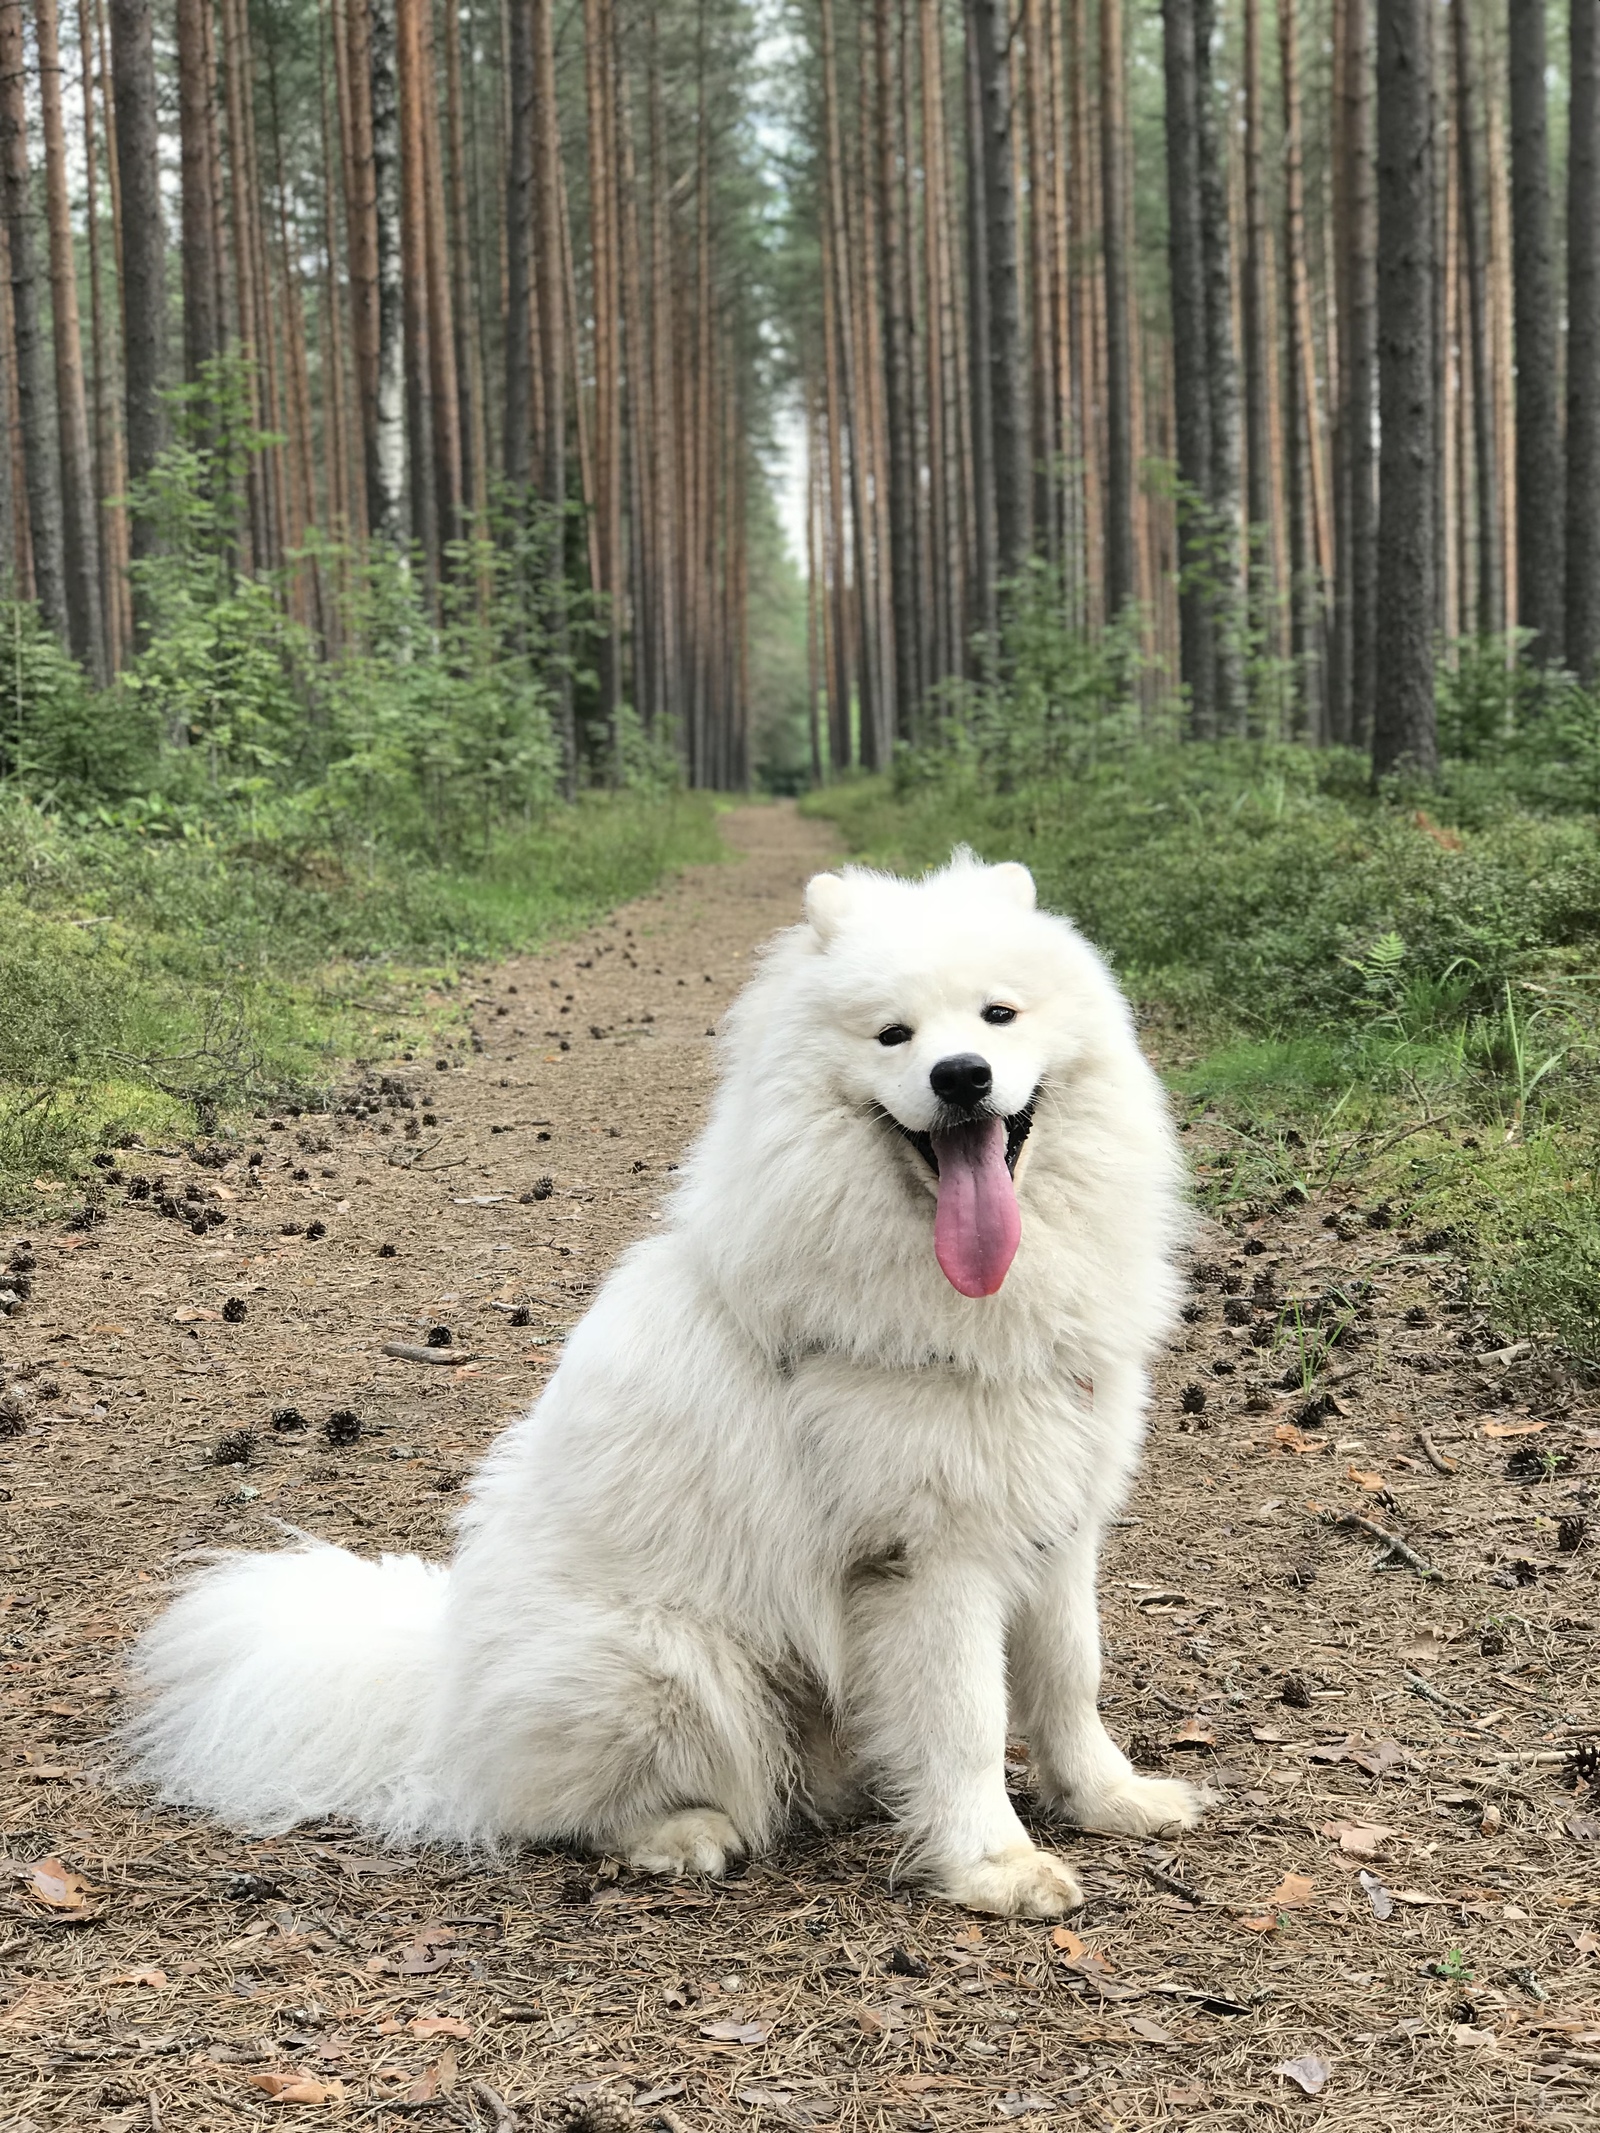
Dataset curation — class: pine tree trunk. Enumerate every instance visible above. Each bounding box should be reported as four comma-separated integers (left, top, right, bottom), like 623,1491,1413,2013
584,0,620,748
1241,0,1274,681
1099,0,1136,622
1568,0,1600,678
108,0,163,575
1373,0,1438,776
969,0,1029,586
1508,0,1563,663
877,0,919,736
1162,0,1215,734
1194,0,1241,729
963,5,996,657
81,0,127,664
370,0,407,545
442,0,482,526
1278,0,1322,735
176,0,221,381
531,0,572,793
37,0,103,675
1452,0,1497,640
0,0,66,638
395,0,437,584
503,0,532,491
417,0,460,556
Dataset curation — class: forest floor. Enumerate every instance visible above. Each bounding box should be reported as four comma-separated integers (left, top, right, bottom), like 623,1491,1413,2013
0,803,1596,2133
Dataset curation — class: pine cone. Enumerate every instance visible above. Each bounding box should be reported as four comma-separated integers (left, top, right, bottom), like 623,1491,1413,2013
556,2096,643,2133
1566,1740,1600,1789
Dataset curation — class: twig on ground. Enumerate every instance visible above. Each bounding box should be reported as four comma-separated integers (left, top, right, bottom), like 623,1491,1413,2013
1325,1509,1440,1579
470,2082,518,2130
382,1342,484,1366
1404,1669,1474,1715
1417,1429,1458,1475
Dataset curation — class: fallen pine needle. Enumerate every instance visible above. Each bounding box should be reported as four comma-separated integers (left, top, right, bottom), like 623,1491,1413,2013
471,2082,518,2129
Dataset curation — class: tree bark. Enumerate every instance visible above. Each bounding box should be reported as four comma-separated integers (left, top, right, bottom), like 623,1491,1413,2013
108,0,163,571
1568,0,1600,678
1508,0,1563,663
1279,0,1322,735
176,0,222,382
370,0,407,545
969,0,1029,586
1099,0,1137,621
1452,0,1497,640
37,0,102,674
0,0,65,638
1163,0,1215,733
531,0,572,793
878,0,919,735
81,0,127,664
1373,0,1438,776
1195,0,1242,729
1241,0,1274,677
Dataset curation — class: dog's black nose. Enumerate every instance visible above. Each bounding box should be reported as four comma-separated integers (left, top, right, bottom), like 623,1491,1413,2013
930,1052,993,1109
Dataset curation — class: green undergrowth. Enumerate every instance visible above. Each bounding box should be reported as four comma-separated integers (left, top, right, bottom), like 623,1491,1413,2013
806,744,1600,1364
0,788,723,1211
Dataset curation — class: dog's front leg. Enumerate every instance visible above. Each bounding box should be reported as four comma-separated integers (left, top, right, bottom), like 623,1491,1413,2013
846,1557,1083,1919
1011,1526,1205,1836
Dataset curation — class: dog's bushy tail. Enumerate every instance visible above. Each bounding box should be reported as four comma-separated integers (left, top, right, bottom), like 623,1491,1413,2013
123,1543,450,1836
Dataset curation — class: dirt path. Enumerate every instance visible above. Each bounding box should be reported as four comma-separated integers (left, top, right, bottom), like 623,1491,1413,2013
1,804,1596,2131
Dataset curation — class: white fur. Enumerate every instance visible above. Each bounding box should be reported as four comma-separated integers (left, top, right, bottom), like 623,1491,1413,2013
125,851,1201,1917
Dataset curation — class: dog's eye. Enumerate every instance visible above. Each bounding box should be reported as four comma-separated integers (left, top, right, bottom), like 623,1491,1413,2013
876,1024,913,1047
981,1004,1018,1026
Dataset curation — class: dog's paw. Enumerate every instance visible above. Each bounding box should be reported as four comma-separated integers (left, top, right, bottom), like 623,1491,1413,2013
624,1808,743,1878
1067,1771,1207,1836
937,1843,1084,1920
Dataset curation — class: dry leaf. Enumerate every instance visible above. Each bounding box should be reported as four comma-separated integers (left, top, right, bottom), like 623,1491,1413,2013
409,2015,471,2039
1169,1714,1218,1749
103,1966,167,1989
247,2072,345,2104
1275,2053,1333,2096
700,2017,773,2045
173,1306,220,1324
1389,1889,1448,1906
1480,1418,1547,1439
87,1323,131,1337
1346,1465,1385,1491
1251,1723,1288,1743
1358,1871,1393,1921
1237,1913,1278,1933
1128,2015,1178,2046
1563,1814,1600,1843
1050,1926,1087,1960
25,1856,90,1910
1322,1819,1395,1859
1572,1928,1600,1955
1274,1424,1320,1454
1268,1872,1315,1911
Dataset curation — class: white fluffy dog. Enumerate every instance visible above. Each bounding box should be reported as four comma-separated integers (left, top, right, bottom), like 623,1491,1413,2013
127,851,1201,1918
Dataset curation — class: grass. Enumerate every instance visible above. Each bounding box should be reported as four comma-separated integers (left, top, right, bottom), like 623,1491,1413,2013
805,743,1600,1364
0,787,724,1210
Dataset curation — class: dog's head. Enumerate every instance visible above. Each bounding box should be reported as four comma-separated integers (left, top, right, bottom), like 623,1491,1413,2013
796,851,1116,1298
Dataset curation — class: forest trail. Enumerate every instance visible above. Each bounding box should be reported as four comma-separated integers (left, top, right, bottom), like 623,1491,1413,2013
1,806,1595,2128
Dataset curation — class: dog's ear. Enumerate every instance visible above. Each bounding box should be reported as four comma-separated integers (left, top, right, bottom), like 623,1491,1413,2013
989,861,1036,910
804,872,854,943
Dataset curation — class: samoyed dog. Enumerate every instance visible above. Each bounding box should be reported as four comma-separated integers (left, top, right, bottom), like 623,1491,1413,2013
126,851,1201,1918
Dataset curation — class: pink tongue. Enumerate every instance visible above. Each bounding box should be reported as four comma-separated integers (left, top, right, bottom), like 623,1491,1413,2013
931,1117,1020,1297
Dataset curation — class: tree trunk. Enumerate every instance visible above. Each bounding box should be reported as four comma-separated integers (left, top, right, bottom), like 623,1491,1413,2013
81,0,127,664
1195,0,1242,730
877,0,919,735
963,4,996,656
395,0,436,585
1451,0,1497,640
1162,0,1215,734
584,0,620,748
503,0,531,492
370,0,407,545
0,0,66,639
1335,0,1377,743
442,0,482,527
1373,0,1438,776
1099,0,1137,621
176,0,222,381
532,0,572,793
969,0,1029,586
37,0,103,674
1568,0,1600,678
1279,0,1322,736
1508,0,1563,663
1241,0,1274,681
108,0,163,572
